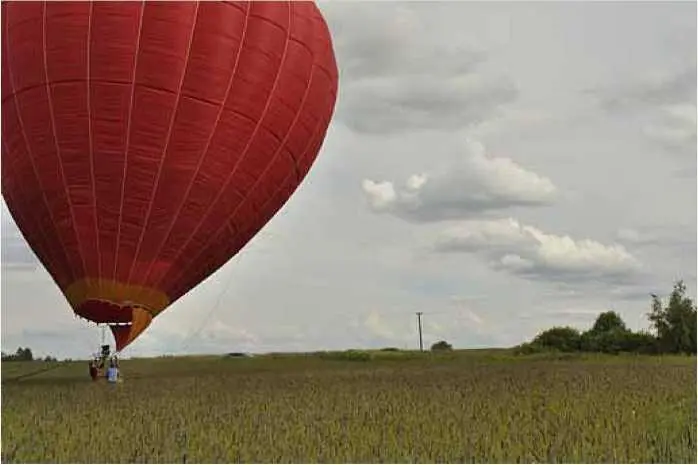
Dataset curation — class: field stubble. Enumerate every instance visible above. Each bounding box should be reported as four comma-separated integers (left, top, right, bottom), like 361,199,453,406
1,352,696,463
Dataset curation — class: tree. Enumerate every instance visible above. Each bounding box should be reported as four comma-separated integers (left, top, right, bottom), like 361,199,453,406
590,311,627,334
648,281,697,354
581,311,637,354
581,327,637,354
431,340,453,351
532,327,581,352
15,347,33,361
2,347,34,361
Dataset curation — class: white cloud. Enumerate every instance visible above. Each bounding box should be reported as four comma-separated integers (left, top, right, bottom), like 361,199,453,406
435,218,643,283
361,180,398,211
364,311,397,341
362,138,557,222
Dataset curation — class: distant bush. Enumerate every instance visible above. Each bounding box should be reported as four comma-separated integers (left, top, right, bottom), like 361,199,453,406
580,328,626,354
226,352,249,358
317,350,373,362
518,280,696,356
532,327,581,353
380,347,400,352
620,331,660,354
430,340,453,351
524,324,654,356
513,342,546,355
580,328,659,354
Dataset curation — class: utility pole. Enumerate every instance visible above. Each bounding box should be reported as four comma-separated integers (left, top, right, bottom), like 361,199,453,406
416,312,424,351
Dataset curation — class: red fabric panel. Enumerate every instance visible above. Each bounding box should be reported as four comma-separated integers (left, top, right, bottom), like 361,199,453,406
46,2,101,281
90,2,143,282
78,300,133,324
110,325,132,352
3,2,84,287
2,1,339,336
2,19,73,287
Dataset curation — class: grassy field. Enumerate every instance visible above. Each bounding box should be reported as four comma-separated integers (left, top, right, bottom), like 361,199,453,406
1,350,696,463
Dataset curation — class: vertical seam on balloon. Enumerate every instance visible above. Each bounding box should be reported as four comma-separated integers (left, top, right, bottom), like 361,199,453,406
86,1,102,295
187,10,340,297
2,5,75,285
227,52,317,241
136,2,253,291
112,0,146,284
124,2,201,289
151,1,294,293
166,3,330,295
170,84,332,300
42,1,90,281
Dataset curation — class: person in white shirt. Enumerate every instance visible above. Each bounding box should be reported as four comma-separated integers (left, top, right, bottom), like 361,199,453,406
106,357,119,384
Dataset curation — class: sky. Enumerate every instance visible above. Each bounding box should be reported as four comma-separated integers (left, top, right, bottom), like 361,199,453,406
2,0,696,359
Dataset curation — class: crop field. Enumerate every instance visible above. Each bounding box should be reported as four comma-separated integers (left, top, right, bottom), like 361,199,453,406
2,350,696,463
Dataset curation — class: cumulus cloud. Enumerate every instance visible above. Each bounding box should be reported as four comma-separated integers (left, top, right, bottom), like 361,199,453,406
324,3,518,134
434,218,643,283
362,138,556,222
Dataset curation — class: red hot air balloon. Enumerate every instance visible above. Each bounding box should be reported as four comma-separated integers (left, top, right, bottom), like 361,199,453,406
1,1,339,351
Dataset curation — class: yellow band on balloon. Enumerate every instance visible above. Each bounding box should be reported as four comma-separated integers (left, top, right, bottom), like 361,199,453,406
113,306,154,349
64,278,170,316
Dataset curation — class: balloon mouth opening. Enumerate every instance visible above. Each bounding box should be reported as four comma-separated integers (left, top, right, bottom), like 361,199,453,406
76,299,154,351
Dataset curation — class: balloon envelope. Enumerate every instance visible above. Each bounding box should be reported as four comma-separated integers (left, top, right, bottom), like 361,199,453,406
1,0,338,350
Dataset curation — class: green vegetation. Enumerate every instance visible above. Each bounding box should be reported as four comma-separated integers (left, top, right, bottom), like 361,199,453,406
517,280,697,356
1,347,35,362
430,340,453,351
649,281,698,354
2,351,696,463
2,347,59,363
2,280,695,462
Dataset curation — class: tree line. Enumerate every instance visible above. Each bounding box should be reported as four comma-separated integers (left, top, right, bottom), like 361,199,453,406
1,347,58,362
2,281,694,360
517,280,697,355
